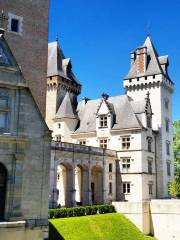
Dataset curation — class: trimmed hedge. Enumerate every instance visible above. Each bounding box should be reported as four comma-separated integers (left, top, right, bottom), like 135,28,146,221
48,204,115,219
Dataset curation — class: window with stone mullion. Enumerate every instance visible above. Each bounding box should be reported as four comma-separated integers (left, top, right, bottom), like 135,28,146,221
99,115,107,128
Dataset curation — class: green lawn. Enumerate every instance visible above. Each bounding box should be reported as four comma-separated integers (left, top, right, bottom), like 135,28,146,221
49,213,156,240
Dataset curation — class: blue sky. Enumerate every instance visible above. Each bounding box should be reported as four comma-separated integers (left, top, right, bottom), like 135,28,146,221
49,0,180,120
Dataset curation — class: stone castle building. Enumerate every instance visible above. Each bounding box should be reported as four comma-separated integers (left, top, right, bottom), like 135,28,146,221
0,0,49,116
47,36,174,207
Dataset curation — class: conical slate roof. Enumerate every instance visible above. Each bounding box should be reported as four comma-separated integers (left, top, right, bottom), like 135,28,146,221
55,92,78,119
124,36,172,81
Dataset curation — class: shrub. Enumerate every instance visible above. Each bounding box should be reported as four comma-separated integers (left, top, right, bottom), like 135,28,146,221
48,204,116,219
74,207,86,216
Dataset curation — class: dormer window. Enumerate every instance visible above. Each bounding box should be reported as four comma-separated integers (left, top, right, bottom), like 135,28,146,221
99,115,107,128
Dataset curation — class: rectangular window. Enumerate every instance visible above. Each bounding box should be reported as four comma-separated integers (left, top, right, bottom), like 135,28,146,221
79,140,86,145
109,163,112,172
165,119,169,132
122,136,130,150
109,182,112,194
11,18,19,32
148,183,153,195
122,158,131,172
100,139,107,149
166,142,170,155
165,99,169,110
99,115,107,128
123,182,131,194
148,159,152,174
0,97,9,132
56,135,61,142
167,162,171,176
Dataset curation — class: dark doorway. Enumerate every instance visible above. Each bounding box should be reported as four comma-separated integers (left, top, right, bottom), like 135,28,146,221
0,163,7,220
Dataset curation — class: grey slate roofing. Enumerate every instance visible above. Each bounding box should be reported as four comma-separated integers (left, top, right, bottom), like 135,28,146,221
130,100,146,114
124,36,171,81
47,41,80,85
75,95,142,133
55,92,78,119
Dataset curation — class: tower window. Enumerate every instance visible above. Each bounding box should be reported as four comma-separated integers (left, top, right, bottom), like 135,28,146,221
148,159,153,174
11,19,19,32
166,142,170,155
56,135,61,142
122,158,131,172
99,115,108,128
153,75,155,79
122,136,130,150
8,13,23,34
109,163,112,172
167,162,171,176
165,99,169,110
123,182,131,194
99,139,107,149
109,182,112,194
58,123,61,129
165,119,169,132
148,182,153,195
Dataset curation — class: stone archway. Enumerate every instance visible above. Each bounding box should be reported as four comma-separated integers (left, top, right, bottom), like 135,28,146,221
0,163,7,220
91,166,103,204
56,163,73,207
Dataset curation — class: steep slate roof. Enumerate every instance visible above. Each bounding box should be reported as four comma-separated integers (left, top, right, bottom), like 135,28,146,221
124,36,171,80
55,92,78,119
47,41,80,84
75,95,142,133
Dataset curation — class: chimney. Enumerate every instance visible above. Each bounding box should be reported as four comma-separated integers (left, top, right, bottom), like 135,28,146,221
136,46,147,75
130,52,136,65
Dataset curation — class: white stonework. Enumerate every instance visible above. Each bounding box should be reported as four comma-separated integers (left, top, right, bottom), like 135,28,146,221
47,36,174,207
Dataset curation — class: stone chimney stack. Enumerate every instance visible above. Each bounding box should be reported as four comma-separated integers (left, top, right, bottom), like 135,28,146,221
136,46,147,74
130,52,136,65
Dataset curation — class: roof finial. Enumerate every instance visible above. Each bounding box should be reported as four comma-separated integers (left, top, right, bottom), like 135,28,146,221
0,10,8,35
102,92,109,100
56,34,59,42
146,20,151,37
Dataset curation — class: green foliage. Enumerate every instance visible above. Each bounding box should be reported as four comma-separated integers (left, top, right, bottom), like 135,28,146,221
49,213,156,240
48,204,115,219
168,179,180,198
173,120,180,180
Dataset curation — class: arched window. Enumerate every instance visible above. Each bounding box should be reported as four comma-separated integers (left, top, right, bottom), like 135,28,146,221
0,163,7,220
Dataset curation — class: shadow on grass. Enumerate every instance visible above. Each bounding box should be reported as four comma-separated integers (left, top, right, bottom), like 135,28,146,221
49,222,65,240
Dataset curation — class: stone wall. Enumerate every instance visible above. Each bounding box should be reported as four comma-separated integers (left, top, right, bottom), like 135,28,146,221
0,0,49,116
113,200,180,240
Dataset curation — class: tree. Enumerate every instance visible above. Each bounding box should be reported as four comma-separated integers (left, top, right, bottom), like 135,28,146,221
173,120,180,181
168,179,180,198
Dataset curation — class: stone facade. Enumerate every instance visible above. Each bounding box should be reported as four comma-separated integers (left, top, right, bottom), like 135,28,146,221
47,36,174,207
0,0,49,116
0,32,51,239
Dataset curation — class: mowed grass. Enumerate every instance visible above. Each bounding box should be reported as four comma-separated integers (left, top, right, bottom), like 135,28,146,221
49,213,156,240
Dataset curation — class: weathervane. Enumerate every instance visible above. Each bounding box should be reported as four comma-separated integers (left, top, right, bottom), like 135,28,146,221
0,10,8,34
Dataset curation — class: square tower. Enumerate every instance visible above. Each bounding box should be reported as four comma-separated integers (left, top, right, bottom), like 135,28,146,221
124,36,174,198
0,0,49,116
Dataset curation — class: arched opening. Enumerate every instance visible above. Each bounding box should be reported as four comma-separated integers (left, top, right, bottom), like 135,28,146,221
56,163,73,207
91,166,103,204
0,163,7,220
57,164,67,207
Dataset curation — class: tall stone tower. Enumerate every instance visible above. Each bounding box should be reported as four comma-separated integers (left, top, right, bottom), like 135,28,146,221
0,0,49,116
46,41,81,131
124,36,174,198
